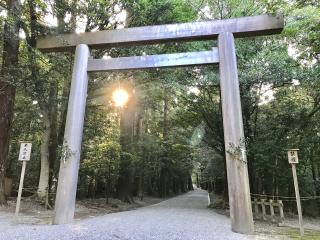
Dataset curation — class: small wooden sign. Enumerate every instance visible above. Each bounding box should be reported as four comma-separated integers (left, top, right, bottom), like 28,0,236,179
287,149,299,164
18,142,32,161
16,142,32,217
287,148,304,235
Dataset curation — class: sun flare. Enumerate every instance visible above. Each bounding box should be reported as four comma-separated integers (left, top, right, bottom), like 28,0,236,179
112,89,129,107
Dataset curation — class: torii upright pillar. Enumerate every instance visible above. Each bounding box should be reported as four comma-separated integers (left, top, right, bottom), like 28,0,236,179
218,32,254,233
53,44,90,224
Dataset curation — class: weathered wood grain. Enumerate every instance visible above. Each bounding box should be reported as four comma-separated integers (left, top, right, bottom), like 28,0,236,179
53,44,90,224
87,49,219,72
37,14,283,52
218,32,254,234
291,164,304,235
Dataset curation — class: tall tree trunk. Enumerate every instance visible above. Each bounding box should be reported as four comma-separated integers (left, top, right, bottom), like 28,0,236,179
135,108,144,200
196,173,200,188
0,0,22,205
34,0,66,199
25,0,54,200
37,113,51,199
117,84,136,203
188,174,193,190
159,89,169,198
105,163,111,203
46,76,58,201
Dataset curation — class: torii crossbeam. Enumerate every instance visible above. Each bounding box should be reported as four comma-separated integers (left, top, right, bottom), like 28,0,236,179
37,14,284,234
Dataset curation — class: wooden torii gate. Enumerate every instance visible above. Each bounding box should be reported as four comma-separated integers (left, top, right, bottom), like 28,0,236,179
37,14,283,233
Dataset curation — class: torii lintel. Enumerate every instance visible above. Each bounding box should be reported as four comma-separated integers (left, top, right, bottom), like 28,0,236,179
37,14,284,52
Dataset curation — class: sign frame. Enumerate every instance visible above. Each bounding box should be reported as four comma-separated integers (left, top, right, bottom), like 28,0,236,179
18,142,32,161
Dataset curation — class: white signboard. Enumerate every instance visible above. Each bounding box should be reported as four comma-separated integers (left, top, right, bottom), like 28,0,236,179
18,142,32,161
287,149,299,164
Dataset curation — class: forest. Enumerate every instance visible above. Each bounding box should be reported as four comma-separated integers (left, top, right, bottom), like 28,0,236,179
0,0,319,218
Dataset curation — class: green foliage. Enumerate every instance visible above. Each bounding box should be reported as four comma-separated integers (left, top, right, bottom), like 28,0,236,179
284,5,320,60
124,0,197,26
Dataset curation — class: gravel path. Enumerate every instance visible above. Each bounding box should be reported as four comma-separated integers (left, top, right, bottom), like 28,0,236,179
0,189,287,240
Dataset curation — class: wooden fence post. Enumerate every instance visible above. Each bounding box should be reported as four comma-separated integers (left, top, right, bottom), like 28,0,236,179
254,198,259,219
269,199,275,223
261,199,267,220
278,200,285,223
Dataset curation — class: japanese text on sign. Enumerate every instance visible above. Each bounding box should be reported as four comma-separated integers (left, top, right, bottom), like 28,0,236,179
287,149,299,164
18,143,32,161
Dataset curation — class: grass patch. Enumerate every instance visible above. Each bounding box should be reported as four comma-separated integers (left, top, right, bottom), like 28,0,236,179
286,228,320,240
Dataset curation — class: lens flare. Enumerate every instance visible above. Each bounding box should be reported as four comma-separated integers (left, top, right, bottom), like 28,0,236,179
112,89,129,107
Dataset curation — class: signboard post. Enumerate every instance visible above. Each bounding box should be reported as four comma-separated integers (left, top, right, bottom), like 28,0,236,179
287,149,304,236
15,142,32,217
